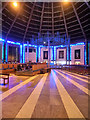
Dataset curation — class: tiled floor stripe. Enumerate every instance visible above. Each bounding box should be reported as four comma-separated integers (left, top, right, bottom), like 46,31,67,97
0,75,39,101
63,70,89,79
15,73,48,118
55,70,89,95
58,70,89,83
52,70,85,119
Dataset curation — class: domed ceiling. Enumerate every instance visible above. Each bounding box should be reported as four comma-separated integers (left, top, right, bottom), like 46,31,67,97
1,2,90,45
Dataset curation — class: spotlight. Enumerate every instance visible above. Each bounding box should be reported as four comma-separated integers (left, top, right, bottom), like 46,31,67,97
13,2,18,7
64,0,69,2
63,0,69,4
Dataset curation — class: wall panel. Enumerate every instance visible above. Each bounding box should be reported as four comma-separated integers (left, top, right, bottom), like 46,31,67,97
71,45,84,65
8,45,20,62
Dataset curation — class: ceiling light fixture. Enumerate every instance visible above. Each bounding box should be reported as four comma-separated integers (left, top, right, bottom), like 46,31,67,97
63,0,69,3
13,2,18,7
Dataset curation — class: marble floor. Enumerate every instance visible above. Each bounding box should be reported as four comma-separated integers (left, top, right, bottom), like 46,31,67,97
0,69,89,120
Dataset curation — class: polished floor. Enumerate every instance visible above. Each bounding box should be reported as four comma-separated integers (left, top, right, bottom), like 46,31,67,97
0,69,89,120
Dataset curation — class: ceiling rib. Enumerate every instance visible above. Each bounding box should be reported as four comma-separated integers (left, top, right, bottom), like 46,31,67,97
52,2,54,36
84,0,90,9
72,3,87,41
2,2,89,44
39,2,45,34
23,2,36,43
0,2,8,13
5,13,20,40
61,3,69,38
5,3,24,40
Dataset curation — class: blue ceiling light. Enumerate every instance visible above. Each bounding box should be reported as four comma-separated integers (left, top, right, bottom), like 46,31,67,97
0,38,5,42
60,45,66,47
7,40,20,45
0,38,21,45
39,45,44,47
24,44,37,47
32,45,37,47
70,42,84,47
24,44,27,46
76,42,84,45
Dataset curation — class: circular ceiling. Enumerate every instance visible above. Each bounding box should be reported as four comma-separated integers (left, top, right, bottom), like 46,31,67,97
2,2,90,45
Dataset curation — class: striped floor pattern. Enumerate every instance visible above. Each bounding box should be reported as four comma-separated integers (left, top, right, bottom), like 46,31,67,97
0,69,89,120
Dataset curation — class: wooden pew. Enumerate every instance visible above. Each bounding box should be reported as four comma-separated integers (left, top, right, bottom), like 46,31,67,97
61,65,90,75
0,63,18,74
0,73,9,85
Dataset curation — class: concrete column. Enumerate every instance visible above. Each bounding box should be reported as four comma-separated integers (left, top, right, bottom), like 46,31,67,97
5,42,8,62
67,45,70,65
20,45,22,63
48,37,50,66
36,46,39,62
0,42,2,63
68,37,70,65
23,44,25,63
16,47,18,62
27,41,29,63
38,46,41,62
88,43,90,65
66,46,68,65
85,40,88,65
47,32,50,67
53,46,54,62
54,46,56,63
2,42,4,63
37,33,41,63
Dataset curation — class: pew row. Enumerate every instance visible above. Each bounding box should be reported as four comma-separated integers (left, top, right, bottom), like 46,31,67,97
0,64,18,74
61,65,90,75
